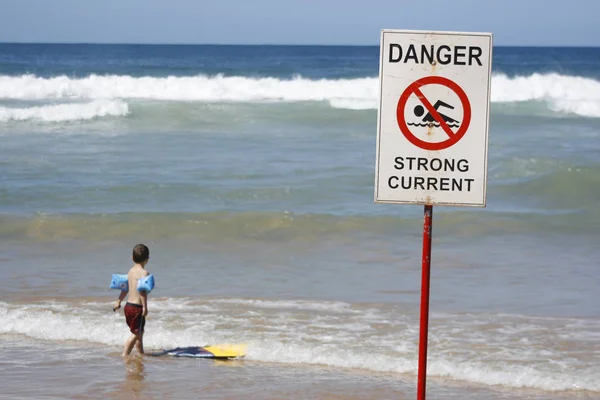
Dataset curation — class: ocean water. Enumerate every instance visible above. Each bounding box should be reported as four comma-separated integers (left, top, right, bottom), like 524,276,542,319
0,43,599,399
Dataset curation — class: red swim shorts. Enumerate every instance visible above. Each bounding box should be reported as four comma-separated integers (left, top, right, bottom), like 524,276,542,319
124,302,145,335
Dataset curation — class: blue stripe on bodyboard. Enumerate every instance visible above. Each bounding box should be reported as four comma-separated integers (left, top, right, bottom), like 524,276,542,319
149,346,221,358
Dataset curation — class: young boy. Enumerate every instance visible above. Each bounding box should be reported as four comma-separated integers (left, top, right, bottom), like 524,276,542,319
113,244,151,357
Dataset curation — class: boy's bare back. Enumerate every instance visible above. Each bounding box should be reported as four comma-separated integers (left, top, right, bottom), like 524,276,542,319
126,265,149,306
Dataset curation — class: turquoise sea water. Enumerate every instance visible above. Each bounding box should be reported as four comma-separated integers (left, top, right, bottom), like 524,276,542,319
0,44,599,399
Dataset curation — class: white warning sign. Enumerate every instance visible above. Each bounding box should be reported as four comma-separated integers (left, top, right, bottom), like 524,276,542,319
375,30,493,207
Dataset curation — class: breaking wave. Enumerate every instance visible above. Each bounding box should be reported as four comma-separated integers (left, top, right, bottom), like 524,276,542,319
0,72,599,118
0,100,129,122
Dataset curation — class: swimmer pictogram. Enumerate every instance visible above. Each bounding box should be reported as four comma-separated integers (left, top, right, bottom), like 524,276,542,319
411,100,459,128
396,76,471,151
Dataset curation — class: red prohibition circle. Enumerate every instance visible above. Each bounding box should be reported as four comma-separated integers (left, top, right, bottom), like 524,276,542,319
396,76,471,151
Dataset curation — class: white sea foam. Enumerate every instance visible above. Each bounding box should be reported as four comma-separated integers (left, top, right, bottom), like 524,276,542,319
0,299,597,392
0,100,129,122
0,74,378,106
1,73,599,117
491,72,600,117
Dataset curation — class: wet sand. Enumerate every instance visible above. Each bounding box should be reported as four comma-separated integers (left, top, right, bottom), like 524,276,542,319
1,340,594,400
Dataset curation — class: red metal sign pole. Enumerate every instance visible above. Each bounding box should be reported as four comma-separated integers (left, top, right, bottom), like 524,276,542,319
417,204,433,400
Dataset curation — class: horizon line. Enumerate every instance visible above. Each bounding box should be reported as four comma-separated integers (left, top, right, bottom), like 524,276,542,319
0,41,599,48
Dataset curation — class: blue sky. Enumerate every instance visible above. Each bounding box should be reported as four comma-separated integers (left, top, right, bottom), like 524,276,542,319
1,0,599,46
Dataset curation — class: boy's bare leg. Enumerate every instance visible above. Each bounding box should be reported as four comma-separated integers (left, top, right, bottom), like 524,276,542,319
122,334,138,357
135,334,144,354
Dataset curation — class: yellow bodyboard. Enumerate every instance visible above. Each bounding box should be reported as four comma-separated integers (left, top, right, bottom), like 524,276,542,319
203,343,248,358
